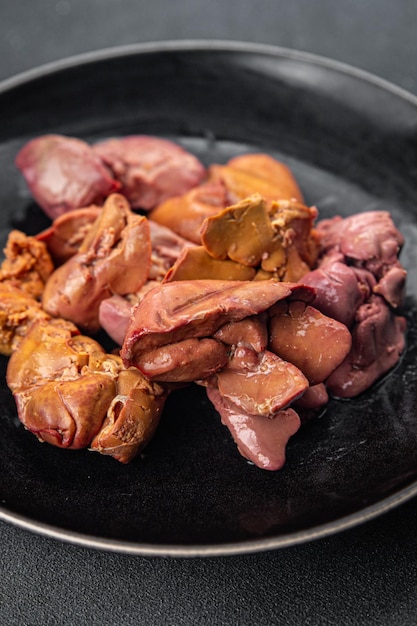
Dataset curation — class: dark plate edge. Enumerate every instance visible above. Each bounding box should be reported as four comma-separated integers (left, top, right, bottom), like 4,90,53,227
2,481,417,557
1,39,417,557
1,39,417,109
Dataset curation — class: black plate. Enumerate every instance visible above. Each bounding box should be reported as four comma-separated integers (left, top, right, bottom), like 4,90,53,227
1,41,417,557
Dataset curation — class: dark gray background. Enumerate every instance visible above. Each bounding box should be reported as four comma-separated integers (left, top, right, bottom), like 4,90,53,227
1,1,417,624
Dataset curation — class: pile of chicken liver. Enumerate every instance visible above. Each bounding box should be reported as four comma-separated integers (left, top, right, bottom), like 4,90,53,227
1,134,407,470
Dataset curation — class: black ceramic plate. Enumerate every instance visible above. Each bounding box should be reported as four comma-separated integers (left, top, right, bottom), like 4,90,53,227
1,41,417,557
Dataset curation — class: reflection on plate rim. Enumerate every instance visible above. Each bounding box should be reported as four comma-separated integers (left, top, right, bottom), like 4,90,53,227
1,40,417,557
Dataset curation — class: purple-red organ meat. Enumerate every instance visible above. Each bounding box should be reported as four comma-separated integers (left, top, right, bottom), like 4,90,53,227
213,315,268,353
98,294,134,346
99,284,161,347
316,211,406,308
135,337,229,382
300,257,374,328
326,294,407,398
300,210,407,397
211,346,308,417
206,386,301,471
293,383,329,422
121,279,315,371
93,135,206,210
203,340,309,470
15,135,120,219
317,211,404,266
373,265,407,309
120,278,351,470
11,137,410,470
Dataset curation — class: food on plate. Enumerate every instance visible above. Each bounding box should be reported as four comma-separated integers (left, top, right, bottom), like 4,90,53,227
301,211,407,396
269,300,352,385
325,294,406,397
36,205,102,265
200,195,319,281
6,317,167,462
293,383,329,419
149,180,228,243
15,135,120,219
0,283,50,356
206,388,301,471
120,279,350,470
208,153,305,205
149,153,304,243
92,135,206,209
2,133,409,470
16,134,206,219
158,193,319,281
0,229,54,298
98,219,195,344
0,230,54,355
315,211,406,308
163,245,257,282
147,220,196,281
42,193,151,333
121,280,317,380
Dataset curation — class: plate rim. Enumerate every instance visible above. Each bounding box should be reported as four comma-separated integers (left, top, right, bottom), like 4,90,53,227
1,39,417,557
2,481,417,557
1,38,417,109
